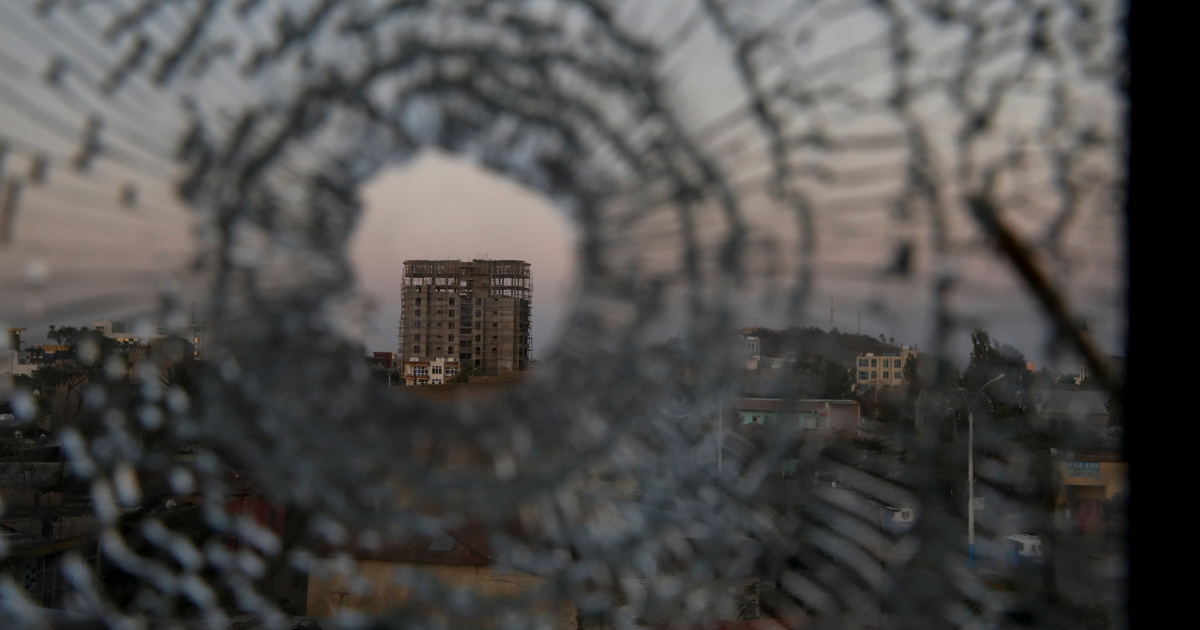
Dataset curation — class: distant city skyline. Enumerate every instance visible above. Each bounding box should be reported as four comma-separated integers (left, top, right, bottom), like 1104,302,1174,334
5,149,1122,374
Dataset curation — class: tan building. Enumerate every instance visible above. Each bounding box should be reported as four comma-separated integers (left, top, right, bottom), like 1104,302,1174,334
307,525,577,628
400,260,532,376
401,355,460,385
854,347,917,387
1056,452,1126,535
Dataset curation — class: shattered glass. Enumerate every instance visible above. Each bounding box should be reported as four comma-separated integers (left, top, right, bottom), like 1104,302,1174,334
0,1,1127,629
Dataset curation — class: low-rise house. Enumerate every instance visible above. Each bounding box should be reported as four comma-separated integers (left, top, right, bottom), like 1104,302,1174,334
1036,389,1114,444
307,523,578,628
366,352,396,370
1035,390,1125,534
402,355,460,385
740,328,798,371
1055,450,1126,535
735,398,861,435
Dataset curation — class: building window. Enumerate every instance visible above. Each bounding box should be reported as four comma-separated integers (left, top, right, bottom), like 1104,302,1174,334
414,346,421,353
883,359,890,367
449,298,455,305
858,371,868,380
414,334,421,341
493,323,498,328
475,359,481,366
416,298,421,305
475,323,481,329
492,348,497,353
432,366,443,374
476,310,482,317
436,346,442,351
448,310,454,317
448,334,455,342
475,347,481,353
871,359,877,367
493,336,498,340
859,359,868,367
476,299,482,305
475,335,481,342
883,371,889,379
415,309,421,317
871,371,877,379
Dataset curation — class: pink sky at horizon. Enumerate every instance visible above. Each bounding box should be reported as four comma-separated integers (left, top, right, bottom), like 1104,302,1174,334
348,150,579,360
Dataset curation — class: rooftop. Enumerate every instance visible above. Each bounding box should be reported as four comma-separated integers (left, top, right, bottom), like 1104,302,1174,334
1036,390,1110,416
736,398,859,411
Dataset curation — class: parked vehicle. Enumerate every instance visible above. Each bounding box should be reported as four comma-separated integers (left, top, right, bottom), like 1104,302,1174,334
880,506,915,534
1004,534,1043,567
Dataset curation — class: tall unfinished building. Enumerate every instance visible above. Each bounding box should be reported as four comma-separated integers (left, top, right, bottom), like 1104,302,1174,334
399,259,532,375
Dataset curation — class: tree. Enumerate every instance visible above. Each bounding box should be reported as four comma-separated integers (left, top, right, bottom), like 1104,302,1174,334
30,362,93,431
736,582,761,620
160,362,196,397
791,355,855,400
902,355,920,390
962,329,1035,422
31,325,142,432
46,325,88,346
450,366,476,384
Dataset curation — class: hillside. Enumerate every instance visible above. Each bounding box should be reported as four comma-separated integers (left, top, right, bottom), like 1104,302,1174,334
745,326,905,367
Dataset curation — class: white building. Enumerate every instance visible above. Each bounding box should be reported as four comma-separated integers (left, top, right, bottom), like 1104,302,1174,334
743,335,761,369
402,355,461,386
3,328,35,377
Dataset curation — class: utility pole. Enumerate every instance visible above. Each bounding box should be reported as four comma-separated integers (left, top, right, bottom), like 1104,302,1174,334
957,374,1006,571
718,383,728,481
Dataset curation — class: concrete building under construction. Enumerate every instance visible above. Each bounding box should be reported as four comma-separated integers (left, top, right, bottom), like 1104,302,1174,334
399,259,532,377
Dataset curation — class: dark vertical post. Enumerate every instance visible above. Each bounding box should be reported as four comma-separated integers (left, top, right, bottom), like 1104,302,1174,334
0,178,22,244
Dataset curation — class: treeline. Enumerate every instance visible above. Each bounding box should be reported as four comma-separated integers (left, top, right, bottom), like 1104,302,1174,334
8,325,198,440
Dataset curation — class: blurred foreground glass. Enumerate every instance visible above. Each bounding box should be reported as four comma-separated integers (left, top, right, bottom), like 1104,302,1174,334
0,1,1127,629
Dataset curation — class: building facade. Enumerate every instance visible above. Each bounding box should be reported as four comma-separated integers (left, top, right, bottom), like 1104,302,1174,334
735,398,861,434
1056,452,1126,535
402,355,460,385
307,525,578,628
854,347,918,387
399,260,532,376
93,320,208,360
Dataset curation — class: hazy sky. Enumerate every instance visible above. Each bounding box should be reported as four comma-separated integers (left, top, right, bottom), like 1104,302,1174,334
348,150,578,359
341,150,1121,372
1,146,1120,375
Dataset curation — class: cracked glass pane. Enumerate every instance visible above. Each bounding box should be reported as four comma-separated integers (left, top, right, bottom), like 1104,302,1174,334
1,1,1127,629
